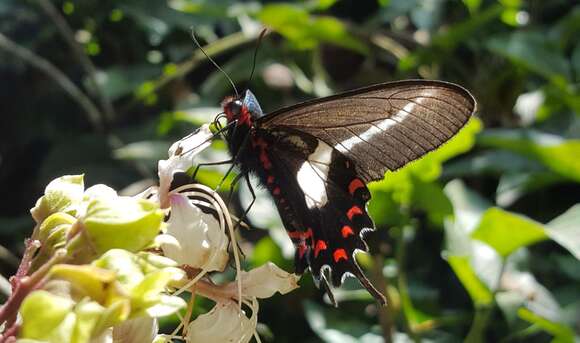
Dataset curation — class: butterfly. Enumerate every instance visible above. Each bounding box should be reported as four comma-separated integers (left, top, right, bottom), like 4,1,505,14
220,80,476,305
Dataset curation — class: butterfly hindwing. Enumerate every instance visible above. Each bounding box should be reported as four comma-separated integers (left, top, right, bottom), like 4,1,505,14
250,128,385,304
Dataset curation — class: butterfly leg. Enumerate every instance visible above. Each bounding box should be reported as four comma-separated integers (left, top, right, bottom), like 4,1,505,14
232,173,256,230
225,172,244,205
215,133,251,192
192,159,234,180
240,173,256,223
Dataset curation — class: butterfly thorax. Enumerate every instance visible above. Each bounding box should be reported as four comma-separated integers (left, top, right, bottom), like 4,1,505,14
222,90,265,159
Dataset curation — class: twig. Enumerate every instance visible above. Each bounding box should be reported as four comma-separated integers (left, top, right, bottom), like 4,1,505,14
464,261,506,342
372,254,393,343
36,0,115,123
395,225,421,343
0,32,104,132
0,249,67,340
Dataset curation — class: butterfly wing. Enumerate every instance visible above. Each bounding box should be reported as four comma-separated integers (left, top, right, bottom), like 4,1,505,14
249,80,475,304
257,80,476,182
255,128,384,305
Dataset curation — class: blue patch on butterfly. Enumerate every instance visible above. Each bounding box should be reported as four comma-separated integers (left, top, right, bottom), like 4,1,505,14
243,90,264,118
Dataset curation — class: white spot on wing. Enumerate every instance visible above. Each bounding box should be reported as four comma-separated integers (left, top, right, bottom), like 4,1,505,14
335,102,416,153
297,140,333,209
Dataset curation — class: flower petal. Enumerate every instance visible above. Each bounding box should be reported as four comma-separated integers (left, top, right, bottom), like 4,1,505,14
161,194,228,272
112,317,158,343
158,125,213,207
240,262,300,299
186,301,255,343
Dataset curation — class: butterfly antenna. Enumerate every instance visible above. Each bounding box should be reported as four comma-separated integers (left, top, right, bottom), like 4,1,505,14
190,28,239,98
248,28,268,85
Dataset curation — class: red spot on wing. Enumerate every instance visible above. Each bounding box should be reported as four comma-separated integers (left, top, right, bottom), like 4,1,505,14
314,240,327,257
273,187,281,196
297,242,307,259
348,179,366,195
333,249,348,262
259,150,272,169
288,228,313,240
341,225,354,238
267,175,275,184
347,206,363,220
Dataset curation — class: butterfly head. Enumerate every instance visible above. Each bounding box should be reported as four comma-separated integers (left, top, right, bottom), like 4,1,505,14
222,90,264,127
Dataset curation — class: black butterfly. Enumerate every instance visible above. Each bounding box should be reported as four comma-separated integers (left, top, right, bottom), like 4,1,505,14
220,80,476,305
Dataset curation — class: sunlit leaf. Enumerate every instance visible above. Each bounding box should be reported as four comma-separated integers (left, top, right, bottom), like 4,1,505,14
251,237,286,268
479,129,580,182
462,0,481,14
546,204,580,260
471,207,548,258
446,255,493,306
257,4,368,54
518,308,575,342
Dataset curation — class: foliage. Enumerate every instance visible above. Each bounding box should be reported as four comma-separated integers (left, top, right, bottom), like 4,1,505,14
0,0,579,342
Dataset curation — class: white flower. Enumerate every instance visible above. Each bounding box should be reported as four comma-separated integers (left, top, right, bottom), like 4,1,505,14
112,317,159,343
239,262,300,299
90,317,158,343
159,193,229,272
187,262,300,342
186,299,258,343
157,124,213,208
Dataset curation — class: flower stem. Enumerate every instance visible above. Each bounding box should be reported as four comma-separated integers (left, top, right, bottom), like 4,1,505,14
0,249,67,338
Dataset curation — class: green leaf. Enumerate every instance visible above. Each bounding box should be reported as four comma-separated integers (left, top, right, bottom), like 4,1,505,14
446,255,493,306
257,4,368,54
70,300,106,343
546,204,580,260
479,129,580,182
132,269,187,317
471,207,548,258
251,237,286,269
50,264,117,303
30,213,76,271
411,179,453,226
518,308,575,342
31,175,85,224
20,291,75,341
81,197,164,254
441,4,502,47
495,172,564,207
463,0,482,14
487,31,571,80
113,141,170,162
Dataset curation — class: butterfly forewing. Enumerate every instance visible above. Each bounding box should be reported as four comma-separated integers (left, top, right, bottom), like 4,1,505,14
257,80,476,182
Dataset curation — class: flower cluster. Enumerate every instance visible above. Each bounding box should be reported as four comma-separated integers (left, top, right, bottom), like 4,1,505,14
0,125,300,343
